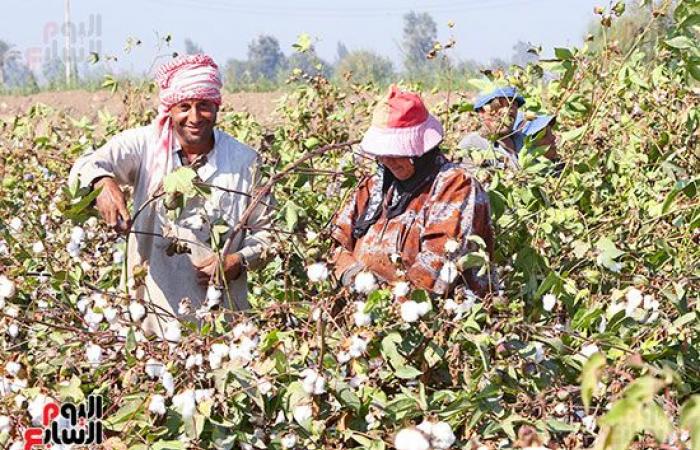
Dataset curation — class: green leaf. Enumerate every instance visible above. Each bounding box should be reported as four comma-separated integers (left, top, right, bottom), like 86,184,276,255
394,365,423,380
555,47,574,60
643,401,672,444
665,36,696,49
104,396,146,431
581,352,606,412
152,440,185,450
292,33,313,53
561,125,586,142
163,167,197,195
57,375,84,402
680,395,700,450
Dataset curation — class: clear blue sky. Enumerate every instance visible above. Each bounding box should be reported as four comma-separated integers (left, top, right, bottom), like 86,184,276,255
2,0,601,77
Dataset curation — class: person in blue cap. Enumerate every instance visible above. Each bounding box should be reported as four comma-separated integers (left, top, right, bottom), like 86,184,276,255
458,86,527,169
459,86,559,168
521,114,558,160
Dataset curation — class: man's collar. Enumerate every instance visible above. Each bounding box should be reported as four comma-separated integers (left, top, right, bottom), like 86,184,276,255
172,129,219,182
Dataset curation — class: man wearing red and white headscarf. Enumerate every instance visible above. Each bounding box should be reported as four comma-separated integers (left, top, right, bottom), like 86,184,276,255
69,54,273,335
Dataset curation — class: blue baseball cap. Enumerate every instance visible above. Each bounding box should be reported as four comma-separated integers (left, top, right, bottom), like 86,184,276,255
474,86,525,111
523,114,556,136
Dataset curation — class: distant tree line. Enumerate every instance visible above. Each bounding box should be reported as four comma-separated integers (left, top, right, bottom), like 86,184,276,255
2,7,663,94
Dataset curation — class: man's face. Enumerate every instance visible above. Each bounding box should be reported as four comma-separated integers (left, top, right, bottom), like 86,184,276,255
378,156,416,181
170,99,218,147
478,97,519,139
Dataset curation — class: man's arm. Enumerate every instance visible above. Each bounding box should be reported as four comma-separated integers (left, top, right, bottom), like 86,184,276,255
68,128,145,232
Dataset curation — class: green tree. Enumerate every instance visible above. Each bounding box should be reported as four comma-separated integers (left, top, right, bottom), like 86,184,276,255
401,11,437,75
247,34,286,81
334,50,394,86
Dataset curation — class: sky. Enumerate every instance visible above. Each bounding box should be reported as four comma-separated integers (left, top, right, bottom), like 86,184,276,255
1,0,602,78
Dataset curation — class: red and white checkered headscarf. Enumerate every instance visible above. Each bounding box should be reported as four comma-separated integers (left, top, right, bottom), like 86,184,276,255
148,54,222,194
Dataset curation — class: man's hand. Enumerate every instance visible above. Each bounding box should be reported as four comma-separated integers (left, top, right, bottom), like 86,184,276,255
94,177,131,233
193,253,244,286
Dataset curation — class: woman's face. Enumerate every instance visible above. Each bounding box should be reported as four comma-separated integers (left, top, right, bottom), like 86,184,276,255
378,156,416,181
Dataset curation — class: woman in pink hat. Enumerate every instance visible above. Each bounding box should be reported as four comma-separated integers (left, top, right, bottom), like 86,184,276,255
331,86,495,297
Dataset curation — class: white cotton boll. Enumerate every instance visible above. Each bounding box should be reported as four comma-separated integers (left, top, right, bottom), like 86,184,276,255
31,241,45,254
84,308,103,326
76,297,90,314
233,322,256,340
206,285,222,307
211,343,230,358
394,427,431,450
292,403,313,424
91,293,108,309
337,351,351,364
580,344,600,358
349,374,368,388
416,301,431,316
135,348,145,360
164,321,182,344
161,370,175,396
145,359,164,379
194,389,213,404
103,307,118,324
178,298,192,315
0,297,4,310
553,402,568,416
257,378,273,396
281,433,298,449
582,415,596,433
532,342,545,363
431,421,457,449
354,271,378,294
5,305,19,319
0,275,16,299
401,301,422,323
625,288,643,316
8,323,19,338
416,420,433,436
5,361,21,377
348,335,368,358
208,352,223,370
609,302,625,317
439,261,458,284
598,316,607,333
112,250,124,265
186,354,203,369
306,262,329,283
129,301,146,322
85,343,103,366
301,369,326,395
66,240,81,258
542,294,557,312
70,226,85,244
353,301,372,327
172,389,196,419
0,415,10,433
643,295,659,311
148,394,166,415
444,239,460,254
9,217,23,233
393,281,411,298
28,394,53,426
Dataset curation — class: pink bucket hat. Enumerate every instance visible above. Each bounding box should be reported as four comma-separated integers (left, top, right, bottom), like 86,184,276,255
359,85,444,158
